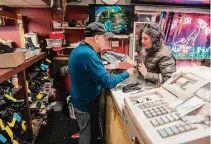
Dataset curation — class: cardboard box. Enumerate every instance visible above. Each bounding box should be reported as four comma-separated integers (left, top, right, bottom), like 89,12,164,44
62,22,69,27
0,51,25,68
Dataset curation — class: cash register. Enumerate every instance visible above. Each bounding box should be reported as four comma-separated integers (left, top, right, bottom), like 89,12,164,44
123,66,210,144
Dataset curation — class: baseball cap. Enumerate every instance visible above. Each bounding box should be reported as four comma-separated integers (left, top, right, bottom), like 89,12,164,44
85,22,115,38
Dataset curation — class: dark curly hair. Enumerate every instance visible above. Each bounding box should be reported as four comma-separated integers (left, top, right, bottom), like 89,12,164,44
139,23,164,51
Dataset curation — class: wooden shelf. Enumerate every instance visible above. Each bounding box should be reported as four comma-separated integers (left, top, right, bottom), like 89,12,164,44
0,51,47,139
0,12,43,139
0,10,17,20
53,27,85,30
0,52,47,84
53,56,68,61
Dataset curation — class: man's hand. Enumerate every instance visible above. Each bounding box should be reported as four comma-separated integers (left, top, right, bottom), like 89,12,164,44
126,67,135,77
138,63,148,77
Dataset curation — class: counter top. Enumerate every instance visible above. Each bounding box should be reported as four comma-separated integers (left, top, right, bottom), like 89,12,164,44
110,73,156,113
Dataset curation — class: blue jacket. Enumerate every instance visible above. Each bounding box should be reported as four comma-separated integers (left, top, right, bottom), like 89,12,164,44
68,42,129,112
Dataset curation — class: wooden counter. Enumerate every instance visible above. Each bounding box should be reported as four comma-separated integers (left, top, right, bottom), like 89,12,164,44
105,75,155,144
106,90,131,144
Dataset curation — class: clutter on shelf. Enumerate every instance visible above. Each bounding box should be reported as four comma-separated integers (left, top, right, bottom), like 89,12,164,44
45,31,65,48
0,81,28,144
0,39,14,48
52,17,88,28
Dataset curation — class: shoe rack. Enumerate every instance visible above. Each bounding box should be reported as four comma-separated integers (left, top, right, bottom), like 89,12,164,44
0,52,47,139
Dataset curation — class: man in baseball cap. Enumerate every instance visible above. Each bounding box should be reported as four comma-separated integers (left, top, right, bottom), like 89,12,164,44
84,22,114,52
68,22,134,144
85,22,115,38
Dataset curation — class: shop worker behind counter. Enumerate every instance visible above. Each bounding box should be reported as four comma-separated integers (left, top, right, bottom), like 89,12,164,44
137,23,176,83
68,22,134,144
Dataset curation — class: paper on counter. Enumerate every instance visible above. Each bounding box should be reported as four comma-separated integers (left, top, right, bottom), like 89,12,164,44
111,90,127,111
176,96,205,116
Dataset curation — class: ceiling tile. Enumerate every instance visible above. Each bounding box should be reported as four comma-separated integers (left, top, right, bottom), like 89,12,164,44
2,0,30,6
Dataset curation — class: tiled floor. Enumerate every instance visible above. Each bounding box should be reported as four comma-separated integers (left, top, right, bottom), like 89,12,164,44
35,101,105,144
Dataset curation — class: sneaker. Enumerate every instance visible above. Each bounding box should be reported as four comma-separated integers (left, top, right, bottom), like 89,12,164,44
71,133,79,139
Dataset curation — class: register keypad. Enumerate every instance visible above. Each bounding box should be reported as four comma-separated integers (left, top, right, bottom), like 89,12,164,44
139,99,197,139
143,105,175,118
150,113,180,126
139,100,165,109
158,123,197,138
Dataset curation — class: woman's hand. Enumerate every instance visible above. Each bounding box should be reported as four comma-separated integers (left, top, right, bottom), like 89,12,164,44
138,63,148,77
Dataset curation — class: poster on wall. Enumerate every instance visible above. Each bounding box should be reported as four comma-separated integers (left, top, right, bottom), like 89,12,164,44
166,13,210,59
90,5,134,34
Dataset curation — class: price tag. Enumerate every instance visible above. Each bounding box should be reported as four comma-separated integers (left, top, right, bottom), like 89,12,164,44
46,59,51,63
43,76,49,80
14,113,21,123
8,118,16,127
26,81,31,94
36,93,43,100
13,140,19,144
21,121,26,131
5,126,13,140
41,64,48,69
0,134,7,143
41,67,45,71
0,119,5,130
5,94,17,102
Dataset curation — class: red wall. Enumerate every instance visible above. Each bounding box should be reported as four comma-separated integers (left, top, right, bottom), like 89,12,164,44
0,8,53,47
0,7,205,65
0,26,20,47
18,8,52,36
0,6,129,54
56,6,89,43
0,6,88,47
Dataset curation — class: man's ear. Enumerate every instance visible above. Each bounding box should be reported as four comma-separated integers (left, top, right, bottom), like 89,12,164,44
94,35,99,43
